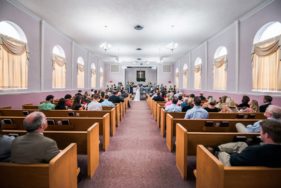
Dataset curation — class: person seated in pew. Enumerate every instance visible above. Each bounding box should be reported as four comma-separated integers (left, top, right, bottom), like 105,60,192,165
184,96,208,119
0,122,15,162
204,98,220,112
100,95,115,107
259,95,273,112
181,97,193,112
165,97,182,112
87,94,102,111
236,105,281,133
237,95,250,109
108,90,124,103
55,98,67,110
39,95,55,110
64,94,73,108
217,119,281,167
240,99,259,113
152,92,165,101
11,111,60,163
71,95,85,110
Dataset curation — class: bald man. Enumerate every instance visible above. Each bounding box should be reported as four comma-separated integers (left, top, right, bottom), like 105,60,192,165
11,111,60,163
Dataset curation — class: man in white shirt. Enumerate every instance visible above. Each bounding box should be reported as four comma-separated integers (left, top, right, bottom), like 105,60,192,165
87,94,102,111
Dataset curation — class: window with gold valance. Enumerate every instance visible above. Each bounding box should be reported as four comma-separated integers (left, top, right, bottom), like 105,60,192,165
52,54,66,88
193,63,201,89
252,35,281,91
0,34,29,89
91,68,96,88
77,63,84,88
182,64,188,88
213,55,227,90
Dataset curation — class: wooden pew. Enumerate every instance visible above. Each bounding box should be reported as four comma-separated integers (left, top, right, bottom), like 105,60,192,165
103,106,120,127
196,145,281,188
0,143,78,188
111,104,121,126
0,106,12,109
176,123,259,179
160,109,185,137
160,111,265,137
156,102,165,128
22,104,39,109
0,116,110,151
3,123,99,178
0,109,116,136
166,117,258,152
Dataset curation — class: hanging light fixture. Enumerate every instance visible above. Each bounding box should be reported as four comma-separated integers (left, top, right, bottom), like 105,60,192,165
100,42,112,52
166,25,178,53
166,41,178,53
100,25,112,52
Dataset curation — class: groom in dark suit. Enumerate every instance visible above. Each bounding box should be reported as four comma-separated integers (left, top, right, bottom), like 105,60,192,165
11,111,60,163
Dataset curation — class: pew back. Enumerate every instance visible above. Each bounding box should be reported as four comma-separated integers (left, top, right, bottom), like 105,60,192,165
196,145,281,188
166,115,258,151
0,116,110,150
176,123,259,179
0,143,78,188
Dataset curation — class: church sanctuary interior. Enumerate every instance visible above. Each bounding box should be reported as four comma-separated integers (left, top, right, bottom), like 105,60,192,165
1,0,281,188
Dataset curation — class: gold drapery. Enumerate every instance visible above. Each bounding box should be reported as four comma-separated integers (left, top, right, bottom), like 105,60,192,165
0,34,28,89
252,35,281,91
77,64,84,88
52,55,66,88
213,55,227,90
77,64,84,72
193,64,201,73
183,70,188,88
91,69,96,88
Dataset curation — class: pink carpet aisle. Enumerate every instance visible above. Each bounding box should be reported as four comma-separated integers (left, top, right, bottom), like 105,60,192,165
79,100,194,188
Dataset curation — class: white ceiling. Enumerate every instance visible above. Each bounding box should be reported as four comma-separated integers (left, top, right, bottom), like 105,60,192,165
14,0,267,65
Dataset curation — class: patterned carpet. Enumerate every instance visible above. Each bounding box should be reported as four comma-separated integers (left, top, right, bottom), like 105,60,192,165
79,100,194,188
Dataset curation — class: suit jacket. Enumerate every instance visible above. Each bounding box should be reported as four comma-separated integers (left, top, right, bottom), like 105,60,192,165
11,132,60,163
0,135,15,162
259,103,271,112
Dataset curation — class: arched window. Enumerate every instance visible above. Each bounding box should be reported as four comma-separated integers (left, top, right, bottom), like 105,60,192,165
175,67,179,89
252,22,281,91
213,46,227,90
99,67,104,88
0,21,28,89
77,57,85,88
182,64,188,88
193,57,202,89
52,45,66,88
91,63,96,88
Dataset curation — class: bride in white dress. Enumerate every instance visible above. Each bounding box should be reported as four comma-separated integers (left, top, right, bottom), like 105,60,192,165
134,86,140,101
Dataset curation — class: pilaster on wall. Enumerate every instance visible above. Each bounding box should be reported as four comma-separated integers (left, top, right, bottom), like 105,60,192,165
40,20,45,91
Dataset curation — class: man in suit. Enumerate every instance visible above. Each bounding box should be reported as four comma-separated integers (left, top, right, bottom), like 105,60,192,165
11,111,60,163
0,122,15,162
259,95,272,112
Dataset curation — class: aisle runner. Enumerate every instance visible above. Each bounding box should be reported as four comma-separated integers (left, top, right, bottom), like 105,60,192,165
79,101,193,188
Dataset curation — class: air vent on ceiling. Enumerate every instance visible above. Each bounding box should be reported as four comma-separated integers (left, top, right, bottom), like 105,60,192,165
111,64,119,72
163,65,171,72
136,48,142,51
134,25,144,30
